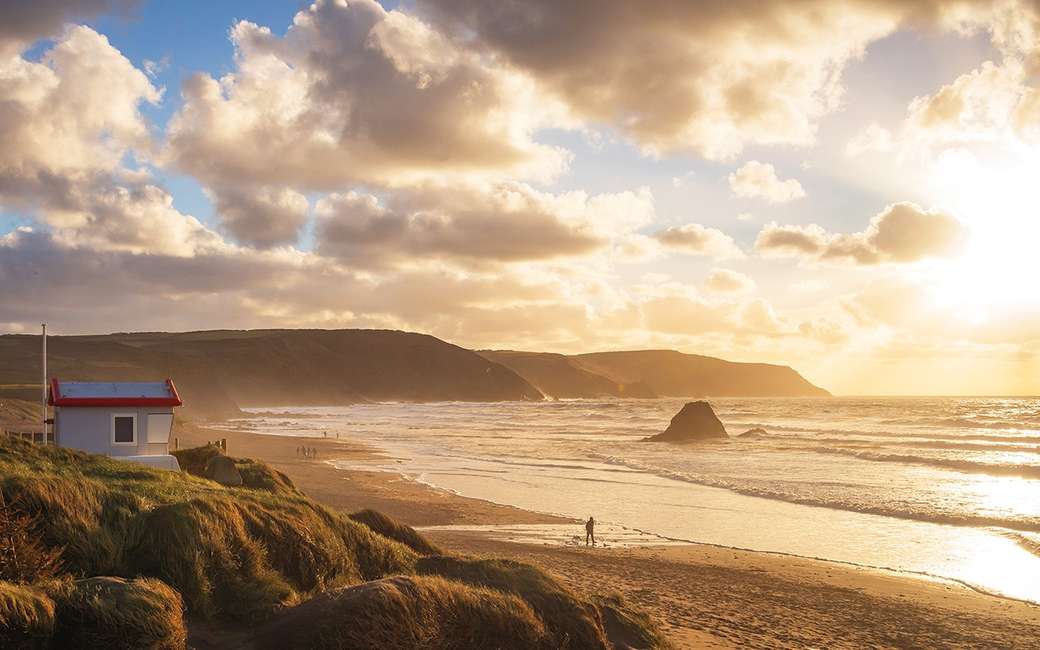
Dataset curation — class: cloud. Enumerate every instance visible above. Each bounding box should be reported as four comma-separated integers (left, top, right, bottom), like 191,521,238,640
638,288,790,338
0,0,139,54
0,26,225,256
207,184,309,249
755,202,968,265
0,26,159,201
704,269,756,294
315,182,655,267
652,224,743,259
904,59,1029,149
418,0,1007,159
164,0,569,195
845,123,895,156
728,161,806,203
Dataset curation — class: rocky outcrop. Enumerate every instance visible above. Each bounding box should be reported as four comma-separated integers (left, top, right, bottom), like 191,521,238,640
204,455,243,486
644,401,728,442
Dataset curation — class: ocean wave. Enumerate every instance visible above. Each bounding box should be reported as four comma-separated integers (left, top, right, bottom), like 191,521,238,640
809,447,1040,479
998,531,1040,559
731,423,1040,445
879,416,1040,431
586,452,1040,534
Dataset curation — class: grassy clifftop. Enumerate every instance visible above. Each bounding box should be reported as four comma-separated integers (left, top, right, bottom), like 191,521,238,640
0,329,545,420
0,438,665,649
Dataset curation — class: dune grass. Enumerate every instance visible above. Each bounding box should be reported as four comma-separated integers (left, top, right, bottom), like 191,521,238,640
349,508,442,556
256,575,552,649
417,555,612,648
172,444,296,493
0,437,667,647
48,576,186,650
0,437,416,620
595,593,672,649
0,581,55,648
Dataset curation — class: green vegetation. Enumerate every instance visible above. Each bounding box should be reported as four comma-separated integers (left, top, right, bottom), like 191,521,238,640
0,437,666,648
0,438,415,620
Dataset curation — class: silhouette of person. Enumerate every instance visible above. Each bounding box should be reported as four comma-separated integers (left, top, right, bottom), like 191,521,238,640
585,516,595,547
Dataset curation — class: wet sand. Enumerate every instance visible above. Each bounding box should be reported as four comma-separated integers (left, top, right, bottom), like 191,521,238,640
178,422,1040,649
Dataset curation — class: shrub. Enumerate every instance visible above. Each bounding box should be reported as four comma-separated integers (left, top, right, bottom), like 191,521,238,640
349,509,441,556
0,493,62,583
255,575,550,650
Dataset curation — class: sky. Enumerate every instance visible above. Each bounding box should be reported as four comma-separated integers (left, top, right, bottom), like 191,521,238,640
1,0,1039,395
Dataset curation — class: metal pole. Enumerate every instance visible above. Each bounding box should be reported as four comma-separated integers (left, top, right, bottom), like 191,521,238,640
41,323,47,440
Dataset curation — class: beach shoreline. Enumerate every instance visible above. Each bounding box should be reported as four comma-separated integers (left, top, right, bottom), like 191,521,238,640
178,420,1040,648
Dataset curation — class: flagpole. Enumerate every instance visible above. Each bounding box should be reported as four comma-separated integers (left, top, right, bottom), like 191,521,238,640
41,323,47,443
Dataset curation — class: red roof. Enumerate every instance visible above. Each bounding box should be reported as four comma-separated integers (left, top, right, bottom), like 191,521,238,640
48,378,182,407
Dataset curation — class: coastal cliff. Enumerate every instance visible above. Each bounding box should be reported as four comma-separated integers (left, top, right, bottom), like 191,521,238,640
483,349,828,399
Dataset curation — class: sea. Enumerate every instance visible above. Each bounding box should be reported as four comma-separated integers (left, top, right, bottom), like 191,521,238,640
232,397,1040,603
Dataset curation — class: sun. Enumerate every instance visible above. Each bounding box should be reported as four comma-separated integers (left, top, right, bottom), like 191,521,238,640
923,148,1040,320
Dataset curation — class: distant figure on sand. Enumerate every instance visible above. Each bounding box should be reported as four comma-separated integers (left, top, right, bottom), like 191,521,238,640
586,516,595,546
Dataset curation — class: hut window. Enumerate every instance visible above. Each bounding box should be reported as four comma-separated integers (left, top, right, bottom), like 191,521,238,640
147,414,173,444
112,414,137,445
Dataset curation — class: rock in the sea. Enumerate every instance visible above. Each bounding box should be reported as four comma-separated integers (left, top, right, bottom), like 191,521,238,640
204,454,243,486
644,401,727,442
738,427,767,438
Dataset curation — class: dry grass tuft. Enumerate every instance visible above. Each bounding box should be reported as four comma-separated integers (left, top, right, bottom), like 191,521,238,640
595,593,671,649
417,555,611,649
47,576,186,650
0,581,55,648
173,445,296,492
349,508,441,556
256,575,550,650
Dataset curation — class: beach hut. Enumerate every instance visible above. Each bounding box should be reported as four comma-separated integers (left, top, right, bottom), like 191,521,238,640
48,378,182,470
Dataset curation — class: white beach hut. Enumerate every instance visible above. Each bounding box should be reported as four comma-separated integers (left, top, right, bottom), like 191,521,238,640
48,378,182,470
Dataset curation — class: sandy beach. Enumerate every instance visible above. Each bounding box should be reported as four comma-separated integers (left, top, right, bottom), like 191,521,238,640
177,422,1040,649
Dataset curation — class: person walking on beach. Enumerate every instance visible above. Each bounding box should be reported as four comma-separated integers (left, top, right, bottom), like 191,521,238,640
585,516,596,547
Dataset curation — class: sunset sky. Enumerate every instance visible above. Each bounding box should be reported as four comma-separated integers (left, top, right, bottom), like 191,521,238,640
2,0,1039,395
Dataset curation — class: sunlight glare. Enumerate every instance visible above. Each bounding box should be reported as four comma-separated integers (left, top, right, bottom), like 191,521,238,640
925,149,1040,319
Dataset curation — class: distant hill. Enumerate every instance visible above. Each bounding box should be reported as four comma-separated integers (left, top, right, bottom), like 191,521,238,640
481,349,828,398
478,351,655,399
572,350,830,397
0,330,543,419
0,331,828,421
